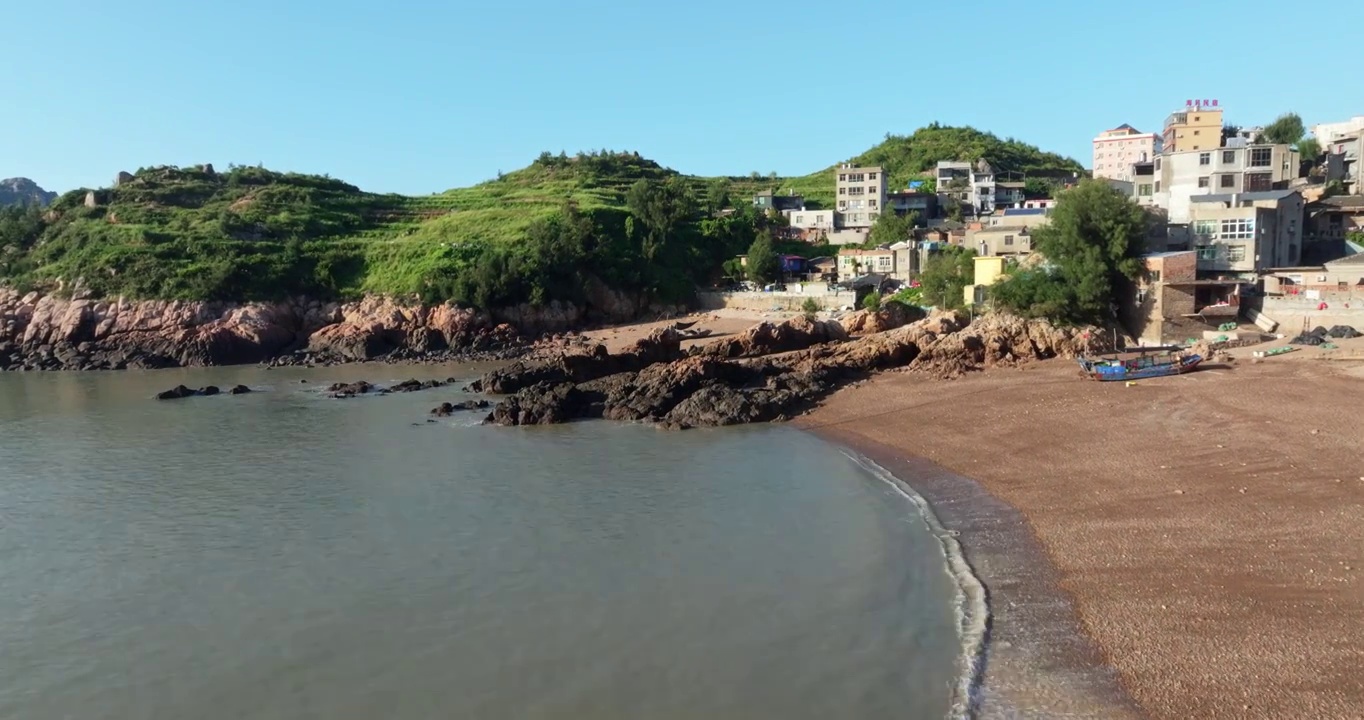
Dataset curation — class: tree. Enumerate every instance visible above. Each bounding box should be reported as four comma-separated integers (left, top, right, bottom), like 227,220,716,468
990,179,1146,323
1023,178,1054,198
861,290,882,311
866,210,915,248
1261,113,1306,145
919,246,976,309
801,297,821,317
705,178,731,214
1296,138,1322,162
1222,124,1242,144
745,231,780,283
625,177,696,264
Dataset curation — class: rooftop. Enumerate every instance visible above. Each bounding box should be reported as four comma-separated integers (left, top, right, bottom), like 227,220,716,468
1326,252,1364,267
1313,195,1364,210
837,248,893,256
1189,189,1299,205
1143,250,1195,259
1001,207,1049,216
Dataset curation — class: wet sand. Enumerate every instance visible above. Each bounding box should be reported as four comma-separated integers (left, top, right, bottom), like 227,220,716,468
801,340,1364,718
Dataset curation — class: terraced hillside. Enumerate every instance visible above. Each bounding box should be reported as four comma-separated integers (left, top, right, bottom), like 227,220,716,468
0,125,1083,307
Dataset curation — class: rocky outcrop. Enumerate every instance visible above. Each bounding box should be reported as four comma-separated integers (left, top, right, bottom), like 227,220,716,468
482,311,1111,430
472,327,685,395
0,290,560,371
0,177,57,207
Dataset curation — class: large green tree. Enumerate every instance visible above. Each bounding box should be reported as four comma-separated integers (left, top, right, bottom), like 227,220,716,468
1260,113,1305,145
990,179,1146,323
865,210,916,248
919,245,976,309
745,231,780,283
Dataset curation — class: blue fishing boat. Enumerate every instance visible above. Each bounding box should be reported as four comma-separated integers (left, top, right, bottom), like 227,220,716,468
1077,349,1203,382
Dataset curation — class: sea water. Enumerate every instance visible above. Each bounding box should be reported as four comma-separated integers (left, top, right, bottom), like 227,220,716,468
0,365,965,719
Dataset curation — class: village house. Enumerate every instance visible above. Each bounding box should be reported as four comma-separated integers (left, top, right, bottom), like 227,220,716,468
1263,252,1364,298
785,209,836,233
753,190,805,213
836,247,895,279
1119,250,1246,344
1323,133,1361,196
885,190,937,221
1093,123,1162,182
1162,102,1223,154
1187,189,1304,278
835,164,887,229
963,256,1009,307
1154,142,1301,224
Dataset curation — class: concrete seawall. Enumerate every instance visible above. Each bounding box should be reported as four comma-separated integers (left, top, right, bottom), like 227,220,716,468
697,288,861,313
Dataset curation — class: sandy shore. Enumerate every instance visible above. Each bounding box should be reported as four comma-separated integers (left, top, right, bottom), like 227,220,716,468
576,308,807,353
800,338,1364,718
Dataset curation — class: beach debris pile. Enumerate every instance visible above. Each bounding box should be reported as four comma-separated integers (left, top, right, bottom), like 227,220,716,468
1289,325,1361,346
479,310,1107,429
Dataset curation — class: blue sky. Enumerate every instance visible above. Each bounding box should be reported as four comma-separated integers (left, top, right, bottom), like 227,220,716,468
5,0,1361,195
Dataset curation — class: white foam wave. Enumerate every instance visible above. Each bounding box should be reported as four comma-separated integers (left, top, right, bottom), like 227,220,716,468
841,451,988,720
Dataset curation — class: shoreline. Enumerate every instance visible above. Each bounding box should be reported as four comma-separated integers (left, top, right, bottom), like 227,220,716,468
817,428,1141,717
800,345,1364,718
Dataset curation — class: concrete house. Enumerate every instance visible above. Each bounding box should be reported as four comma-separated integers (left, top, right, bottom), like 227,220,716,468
835,164,887,229
786,209,836,232
1093,124,1162,182
837,248,895,278
886,190,937,221
963,256,1009,307
1188,190,1304,277
1155,143,1301,224
1162,103,1223,154
1324,133,1361,195
754,190,805,213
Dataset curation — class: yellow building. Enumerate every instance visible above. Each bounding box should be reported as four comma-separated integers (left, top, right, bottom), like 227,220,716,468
1162,104,1223,153
963,256,1008,306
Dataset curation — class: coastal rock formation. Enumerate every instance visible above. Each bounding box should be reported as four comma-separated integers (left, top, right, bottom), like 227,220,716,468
472,327,685,395
482,311,1110,429
0,290,536,371
431,399,490,416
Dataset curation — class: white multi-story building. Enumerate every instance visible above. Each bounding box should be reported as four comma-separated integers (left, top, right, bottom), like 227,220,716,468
834,164,887,229
1153,144,1300,224
1092,124,1163,182
1313,116,1364,144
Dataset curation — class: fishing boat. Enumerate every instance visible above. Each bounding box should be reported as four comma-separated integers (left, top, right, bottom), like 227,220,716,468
1077,348,1203,382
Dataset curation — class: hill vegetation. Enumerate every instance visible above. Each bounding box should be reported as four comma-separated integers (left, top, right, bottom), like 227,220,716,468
0,125,1083,308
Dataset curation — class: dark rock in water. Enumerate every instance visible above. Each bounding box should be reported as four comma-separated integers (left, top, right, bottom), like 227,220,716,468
328,380,375,398
229,385,252,395
485,382,590,426
431,399,491,416
156,385,196,400
390,378,448,393
478,327,684,395
299,379,309,384
199,385,221,396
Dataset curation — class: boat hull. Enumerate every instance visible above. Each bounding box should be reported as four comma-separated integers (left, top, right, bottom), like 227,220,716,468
1078,354,1203,382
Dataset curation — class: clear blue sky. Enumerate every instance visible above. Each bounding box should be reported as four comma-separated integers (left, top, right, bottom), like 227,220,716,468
5,0,1361,195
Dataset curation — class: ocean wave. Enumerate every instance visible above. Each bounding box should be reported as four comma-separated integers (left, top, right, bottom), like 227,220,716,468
841,451,989,720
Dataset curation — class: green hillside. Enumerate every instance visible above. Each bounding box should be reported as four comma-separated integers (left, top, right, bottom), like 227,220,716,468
0,125,1082,307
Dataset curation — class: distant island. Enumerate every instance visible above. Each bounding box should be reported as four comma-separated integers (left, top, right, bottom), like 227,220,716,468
0,125,1082,307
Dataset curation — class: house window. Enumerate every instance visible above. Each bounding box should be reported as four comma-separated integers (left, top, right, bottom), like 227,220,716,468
1193,220,1218,236
795,216,804,225
1138,183,1153,196
838,174,847,181
1155,158,1161,171
1198,177,1210,188
1150,270,1162,282
1220,218,1254,239
848,173,865,182
868,172,878,180
847,186,865,196
1194,130,1201,136
1199,152,1211,166
1004,235,1014,245
1154,181,1161,192
1220,174,1236,189
839,187,846,195
838,200,847,209
1222,150,1236,164
1226,245,1247,262
1249,148,1272,167
869,199,878,208
1196,245,1216,260
1245,173,1271,192
869,212,879,221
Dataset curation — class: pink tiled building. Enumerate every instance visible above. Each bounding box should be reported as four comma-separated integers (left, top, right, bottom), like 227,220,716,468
1092,124,1163,183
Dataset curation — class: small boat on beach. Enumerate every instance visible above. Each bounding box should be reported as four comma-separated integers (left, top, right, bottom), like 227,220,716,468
1077,348,1203,382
